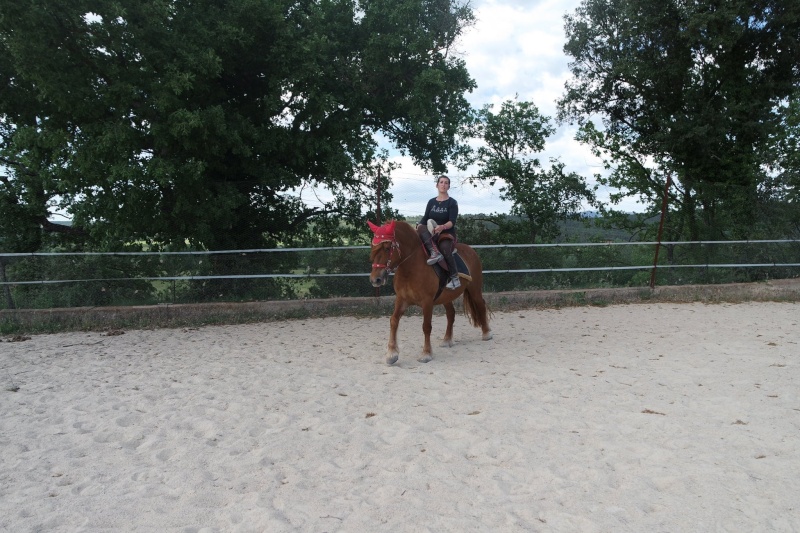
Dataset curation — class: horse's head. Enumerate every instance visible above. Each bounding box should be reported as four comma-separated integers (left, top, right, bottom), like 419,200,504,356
368,220,398,287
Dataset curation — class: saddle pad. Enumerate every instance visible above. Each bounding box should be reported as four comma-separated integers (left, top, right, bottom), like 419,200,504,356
433,251,472,282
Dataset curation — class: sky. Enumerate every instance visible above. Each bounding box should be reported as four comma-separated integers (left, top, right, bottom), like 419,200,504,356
378,0,640,217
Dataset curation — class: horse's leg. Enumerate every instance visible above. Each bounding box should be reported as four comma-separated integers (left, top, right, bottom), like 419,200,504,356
418,302,435,363
386,300,407,365
440,301,456,347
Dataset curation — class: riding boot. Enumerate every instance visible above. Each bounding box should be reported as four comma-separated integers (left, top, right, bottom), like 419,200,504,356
443,248,461,289
422,236,442,265
426,242,442,265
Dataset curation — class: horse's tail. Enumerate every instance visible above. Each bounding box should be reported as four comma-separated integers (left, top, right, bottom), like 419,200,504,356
463,286,491,331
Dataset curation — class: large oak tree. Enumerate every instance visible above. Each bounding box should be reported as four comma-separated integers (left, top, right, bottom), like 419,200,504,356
0,0,476,251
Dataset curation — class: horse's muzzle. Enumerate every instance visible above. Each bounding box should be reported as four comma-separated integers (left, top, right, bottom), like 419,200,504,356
370,270,388,287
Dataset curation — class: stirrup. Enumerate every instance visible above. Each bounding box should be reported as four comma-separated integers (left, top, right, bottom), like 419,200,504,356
445,277,461,290
426,252,442,265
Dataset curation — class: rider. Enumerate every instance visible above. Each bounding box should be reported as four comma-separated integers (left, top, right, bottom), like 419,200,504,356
417,175,460,290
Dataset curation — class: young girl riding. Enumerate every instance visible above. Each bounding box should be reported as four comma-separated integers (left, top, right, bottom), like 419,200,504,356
417,175,460,289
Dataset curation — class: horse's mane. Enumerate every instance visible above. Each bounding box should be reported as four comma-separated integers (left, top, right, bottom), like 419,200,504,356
392,220,424,248
393,220,415,234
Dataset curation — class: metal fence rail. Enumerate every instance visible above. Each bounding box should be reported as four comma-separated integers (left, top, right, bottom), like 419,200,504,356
1,240,798,309
2,239,796,258
4,263,800,286
2,239,799,286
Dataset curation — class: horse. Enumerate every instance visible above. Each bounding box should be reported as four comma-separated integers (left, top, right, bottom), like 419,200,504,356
368,219,493,365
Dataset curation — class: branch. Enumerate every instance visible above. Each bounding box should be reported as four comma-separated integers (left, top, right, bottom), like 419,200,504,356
38,217,88,237
0,156,37,178
288,204,355,228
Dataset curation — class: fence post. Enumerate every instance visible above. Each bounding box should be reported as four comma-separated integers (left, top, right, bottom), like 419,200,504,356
375,168,382,298
0,257,16,309
376,167,382,225
650,174,672,289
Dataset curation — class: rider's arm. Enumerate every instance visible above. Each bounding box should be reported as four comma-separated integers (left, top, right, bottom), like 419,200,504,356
446,199,459,229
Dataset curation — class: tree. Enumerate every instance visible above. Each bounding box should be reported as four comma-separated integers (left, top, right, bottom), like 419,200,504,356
771,92,800,205
471,99,595,243
559,0,800,240
0,0,476,252
759,91,800,238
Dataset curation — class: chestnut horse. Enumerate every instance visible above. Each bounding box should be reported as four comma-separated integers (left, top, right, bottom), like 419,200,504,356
368,220,492,364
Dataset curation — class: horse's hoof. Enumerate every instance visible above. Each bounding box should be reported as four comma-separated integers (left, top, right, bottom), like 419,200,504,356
439,339,454,348
386,354,399,365
417,355,433,363
482,331,493,341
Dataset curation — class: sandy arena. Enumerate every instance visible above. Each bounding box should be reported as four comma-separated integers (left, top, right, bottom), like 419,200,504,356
2,301,798,532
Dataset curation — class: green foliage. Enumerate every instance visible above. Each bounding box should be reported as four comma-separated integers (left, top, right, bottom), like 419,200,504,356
0,0,476,253
560,0,800,240
761,89,800,238
5,253,159,308
470,98,596,242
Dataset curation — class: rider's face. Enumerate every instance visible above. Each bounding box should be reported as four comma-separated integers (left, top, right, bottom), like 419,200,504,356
437,178,450,189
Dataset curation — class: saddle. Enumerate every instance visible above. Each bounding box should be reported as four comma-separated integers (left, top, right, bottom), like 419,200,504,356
432,249,470,278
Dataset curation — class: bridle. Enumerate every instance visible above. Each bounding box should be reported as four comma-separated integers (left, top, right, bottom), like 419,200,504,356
368,220,418,275
371,237,401,274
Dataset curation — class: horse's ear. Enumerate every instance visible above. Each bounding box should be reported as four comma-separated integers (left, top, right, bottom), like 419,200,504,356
387,220,396,232
367,220,379,234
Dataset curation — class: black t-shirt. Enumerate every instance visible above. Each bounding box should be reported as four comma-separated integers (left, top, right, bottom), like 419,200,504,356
420,197,458,238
